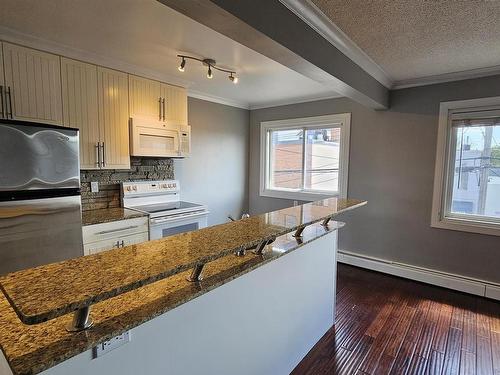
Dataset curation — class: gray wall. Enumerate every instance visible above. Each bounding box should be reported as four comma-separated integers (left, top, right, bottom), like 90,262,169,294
175,97,249,226
249,75,500,283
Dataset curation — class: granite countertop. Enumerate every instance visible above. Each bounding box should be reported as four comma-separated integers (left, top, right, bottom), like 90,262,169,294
81,207,148,226
0,221,343,375
0,198,366,327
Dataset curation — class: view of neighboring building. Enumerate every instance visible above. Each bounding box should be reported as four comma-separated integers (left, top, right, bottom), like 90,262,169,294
270,128,340,193
451,124,500,218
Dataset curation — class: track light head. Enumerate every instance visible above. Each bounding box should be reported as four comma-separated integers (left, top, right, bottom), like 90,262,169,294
178,57,186,72
207,65,213,79
229,73,238,84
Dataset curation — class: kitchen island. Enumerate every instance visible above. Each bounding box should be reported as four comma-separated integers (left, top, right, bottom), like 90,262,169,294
0,198,366,375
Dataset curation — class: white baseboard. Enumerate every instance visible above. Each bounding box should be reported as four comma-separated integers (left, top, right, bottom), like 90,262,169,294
337,250,500,301
485,285,500,301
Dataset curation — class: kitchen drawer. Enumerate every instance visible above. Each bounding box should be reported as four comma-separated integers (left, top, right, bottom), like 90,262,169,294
83,216,148,244
84,232,149,255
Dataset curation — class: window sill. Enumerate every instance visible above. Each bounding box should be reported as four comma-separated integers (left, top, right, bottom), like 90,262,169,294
260,189,339,202
431,217,500,237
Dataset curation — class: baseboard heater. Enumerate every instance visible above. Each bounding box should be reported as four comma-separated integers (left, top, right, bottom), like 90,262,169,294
337,250,500,301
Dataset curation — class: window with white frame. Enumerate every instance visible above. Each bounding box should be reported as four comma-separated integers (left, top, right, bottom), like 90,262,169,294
260,113,351,201
432,97,500,236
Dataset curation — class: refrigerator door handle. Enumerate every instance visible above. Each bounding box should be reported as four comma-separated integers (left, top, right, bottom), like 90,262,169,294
6,86,13,119
0,86,4,118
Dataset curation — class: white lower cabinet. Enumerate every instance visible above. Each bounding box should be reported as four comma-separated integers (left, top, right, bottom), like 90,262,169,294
82,217,149,256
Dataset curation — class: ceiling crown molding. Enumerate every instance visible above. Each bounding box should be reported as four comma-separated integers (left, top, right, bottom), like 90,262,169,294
279,0,393,89
392,65,500,89
187,89,249,109
249,93,342,110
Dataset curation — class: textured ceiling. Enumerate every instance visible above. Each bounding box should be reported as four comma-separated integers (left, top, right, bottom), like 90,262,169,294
310,0,500,82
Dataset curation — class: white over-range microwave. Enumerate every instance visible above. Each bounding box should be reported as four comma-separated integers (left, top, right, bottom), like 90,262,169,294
130,117,191,158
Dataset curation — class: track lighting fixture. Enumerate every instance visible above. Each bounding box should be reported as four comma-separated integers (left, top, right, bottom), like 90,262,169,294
177,55,238,84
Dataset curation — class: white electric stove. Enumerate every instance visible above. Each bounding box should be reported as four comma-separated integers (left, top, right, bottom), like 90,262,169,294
122,180,209,240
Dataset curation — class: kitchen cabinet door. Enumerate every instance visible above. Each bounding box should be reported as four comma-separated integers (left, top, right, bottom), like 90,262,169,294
97,67,130,169
160,83,187,125
2,42,63,125
129,74,162,120
61,58,100,169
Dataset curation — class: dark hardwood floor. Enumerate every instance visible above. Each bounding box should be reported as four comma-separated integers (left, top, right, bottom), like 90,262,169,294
292,264,500,375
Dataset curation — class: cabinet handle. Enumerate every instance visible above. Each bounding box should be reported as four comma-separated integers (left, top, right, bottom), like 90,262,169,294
120,240,125,247
158,97,162,121
95,143,101,168
6,86,13,119
0,86,4,118
162,98,166,121
95,225,140,235
178,132,182,156
101,142,106,167
114,241,120,248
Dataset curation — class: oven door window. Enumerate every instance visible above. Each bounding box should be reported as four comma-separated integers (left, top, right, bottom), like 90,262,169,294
162,223,199,237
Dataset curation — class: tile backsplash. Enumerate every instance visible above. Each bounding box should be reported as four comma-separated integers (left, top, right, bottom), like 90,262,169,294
80,157,174,211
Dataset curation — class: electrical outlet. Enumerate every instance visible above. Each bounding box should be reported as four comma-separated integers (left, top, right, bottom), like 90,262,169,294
93,331,131,358
90,181,99,193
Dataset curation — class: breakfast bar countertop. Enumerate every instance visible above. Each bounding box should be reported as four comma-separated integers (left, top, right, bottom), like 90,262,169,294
0,221,346,375
0,198,366,327
81,207,148,226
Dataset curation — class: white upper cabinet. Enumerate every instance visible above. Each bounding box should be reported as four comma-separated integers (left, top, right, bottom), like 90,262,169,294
62,59,130,170
2,42,63,125
161,83,188,125
98,67,130,170
129,74,187,125
61,58,100,169
129,75,162,120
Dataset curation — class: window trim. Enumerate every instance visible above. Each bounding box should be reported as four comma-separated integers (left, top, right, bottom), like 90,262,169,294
259,113,351,201
431,96,500,236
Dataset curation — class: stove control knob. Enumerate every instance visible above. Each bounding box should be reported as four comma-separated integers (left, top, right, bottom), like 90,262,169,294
133,186,137,191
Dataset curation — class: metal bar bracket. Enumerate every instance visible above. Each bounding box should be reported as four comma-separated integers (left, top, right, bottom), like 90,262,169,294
252,239,270,256
321,217,331,227
293,226,305,238
187,263,205,282
66,306,94,332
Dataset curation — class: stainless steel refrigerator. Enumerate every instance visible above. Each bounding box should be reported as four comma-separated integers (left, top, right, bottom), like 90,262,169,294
0,119,84,275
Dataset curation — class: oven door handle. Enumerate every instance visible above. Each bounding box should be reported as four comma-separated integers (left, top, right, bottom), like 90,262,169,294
150,211,209,225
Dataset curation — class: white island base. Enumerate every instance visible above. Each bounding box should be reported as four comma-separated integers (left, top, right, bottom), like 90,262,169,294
2,230,338,375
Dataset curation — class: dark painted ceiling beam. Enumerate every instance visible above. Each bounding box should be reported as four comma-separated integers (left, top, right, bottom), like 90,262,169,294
159,0,389,109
